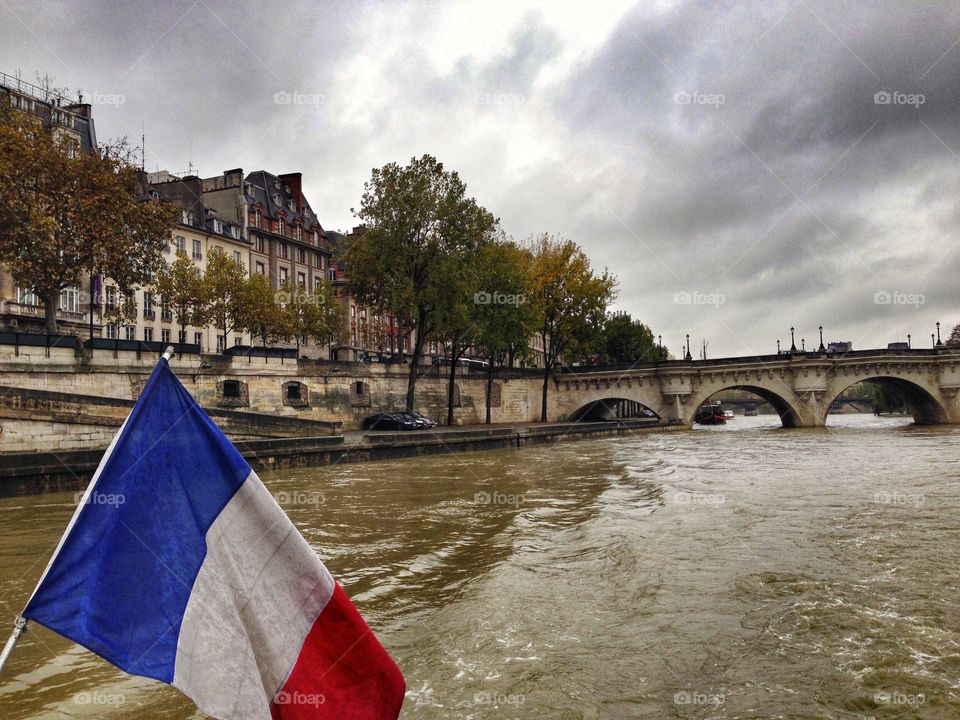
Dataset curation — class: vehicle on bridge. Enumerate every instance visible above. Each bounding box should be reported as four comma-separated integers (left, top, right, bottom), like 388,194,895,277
695,402,727,425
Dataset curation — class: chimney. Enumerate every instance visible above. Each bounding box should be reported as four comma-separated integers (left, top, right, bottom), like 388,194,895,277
279,172,303,212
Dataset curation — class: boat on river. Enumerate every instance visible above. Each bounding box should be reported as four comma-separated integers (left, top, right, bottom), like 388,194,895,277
695,402,727,425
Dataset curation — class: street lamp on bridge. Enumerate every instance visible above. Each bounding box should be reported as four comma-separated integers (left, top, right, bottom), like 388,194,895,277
936,321,943,347
777,339,781,354
684,334,692,361
932,333,936,348
790,327,797,352
801,338,805,351
818,325,825,352
907,333,911,349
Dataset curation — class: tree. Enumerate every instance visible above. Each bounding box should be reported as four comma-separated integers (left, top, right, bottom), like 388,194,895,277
242,273,285,350
527,234,617,421
349,154,497,411
472,240,537,423
947,322,960,348
276,279,343,356
199,247,248,351
155,250,206,344
596,312,660,364
0,104,176,333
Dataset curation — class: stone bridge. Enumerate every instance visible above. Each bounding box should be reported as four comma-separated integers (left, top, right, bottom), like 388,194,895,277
553,348,960,428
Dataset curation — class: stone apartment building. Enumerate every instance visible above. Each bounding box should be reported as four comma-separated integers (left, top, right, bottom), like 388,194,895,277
0,73,98,336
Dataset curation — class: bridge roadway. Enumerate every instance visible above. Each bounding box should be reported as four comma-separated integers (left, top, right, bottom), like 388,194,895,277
554,348,960,428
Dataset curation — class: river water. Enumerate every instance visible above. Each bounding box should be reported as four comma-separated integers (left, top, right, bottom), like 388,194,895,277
0,414,958,719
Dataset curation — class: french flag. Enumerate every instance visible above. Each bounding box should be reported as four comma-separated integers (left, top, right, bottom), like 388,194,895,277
20,355,405,719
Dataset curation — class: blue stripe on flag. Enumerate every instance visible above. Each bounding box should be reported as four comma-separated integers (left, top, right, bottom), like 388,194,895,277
23,359,250,682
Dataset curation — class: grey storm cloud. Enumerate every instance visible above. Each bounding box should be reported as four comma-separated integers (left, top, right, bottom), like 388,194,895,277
0,0,957,356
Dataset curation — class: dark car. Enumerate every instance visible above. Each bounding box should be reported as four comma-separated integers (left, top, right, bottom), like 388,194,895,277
362,413,420,431
398,411,437,429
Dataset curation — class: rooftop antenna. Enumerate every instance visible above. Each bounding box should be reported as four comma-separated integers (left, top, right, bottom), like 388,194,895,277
141,125,146,172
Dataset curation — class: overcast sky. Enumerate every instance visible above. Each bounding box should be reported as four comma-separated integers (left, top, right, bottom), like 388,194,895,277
1,0,958,357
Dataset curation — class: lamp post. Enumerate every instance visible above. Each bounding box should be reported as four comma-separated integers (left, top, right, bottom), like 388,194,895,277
777,339,781,354
932,333,936,348
936,321,943,347
907,333,911,349
801,338,805,351
658,334,662,358
790,326,797,352
818,325,825,352
685,334,692,361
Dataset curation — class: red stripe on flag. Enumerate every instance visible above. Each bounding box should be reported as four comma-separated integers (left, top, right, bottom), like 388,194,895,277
270,584,405,720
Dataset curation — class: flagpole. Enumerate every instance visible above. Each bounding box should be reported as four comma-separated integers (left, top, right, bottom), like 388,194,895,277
0,348,174,678
0,615,27,676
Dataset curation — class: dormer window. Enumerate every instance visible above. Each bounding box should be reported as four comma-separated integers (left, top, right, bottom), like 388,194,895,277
272,193,281,206
288,200,296,211
273,179,281,190
213,219,222,233
278,217,285,236
181,210,192,226
254,209,261,228
230,225,240,239
296,225,303,242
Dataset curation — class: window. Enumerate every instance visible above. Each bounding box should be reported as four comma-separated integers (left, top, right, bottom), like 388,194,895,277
234,251,242,264
125,325,136,341
314,278,322,293
181,210,191,225
217,335,225,353
222,380,241,398
194,332,203,348
213,219,222,234
278,242,288,259
161,300,172,322
105,286,117,312
106,324,118,339
59,286,80,313
175,235,186,253
163,239,171,254
313,252,321,268
254,209,262,228
143,291,154,319
297,272,306,288
161,329,171,344
350,306,355,318
312,230,318,245
256,235,266,253
230,225,240,239
178,330,187,344
296,225,303,242
279,267,288,284
278,217,285,236
16,287,39,306
255,261,265,275
192,239,202,260
327,268,337,281
144,327,154,342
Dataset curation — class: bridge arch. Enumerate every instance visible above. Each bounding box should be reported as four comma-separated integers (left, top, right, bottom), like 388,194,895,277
569,397,660,422
689,384,803,428
824,376,948,425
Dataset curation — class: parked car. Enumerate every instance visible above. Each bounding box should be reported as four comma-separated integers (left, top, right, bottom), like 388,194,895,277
362,413,420,431
398,411,437,429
